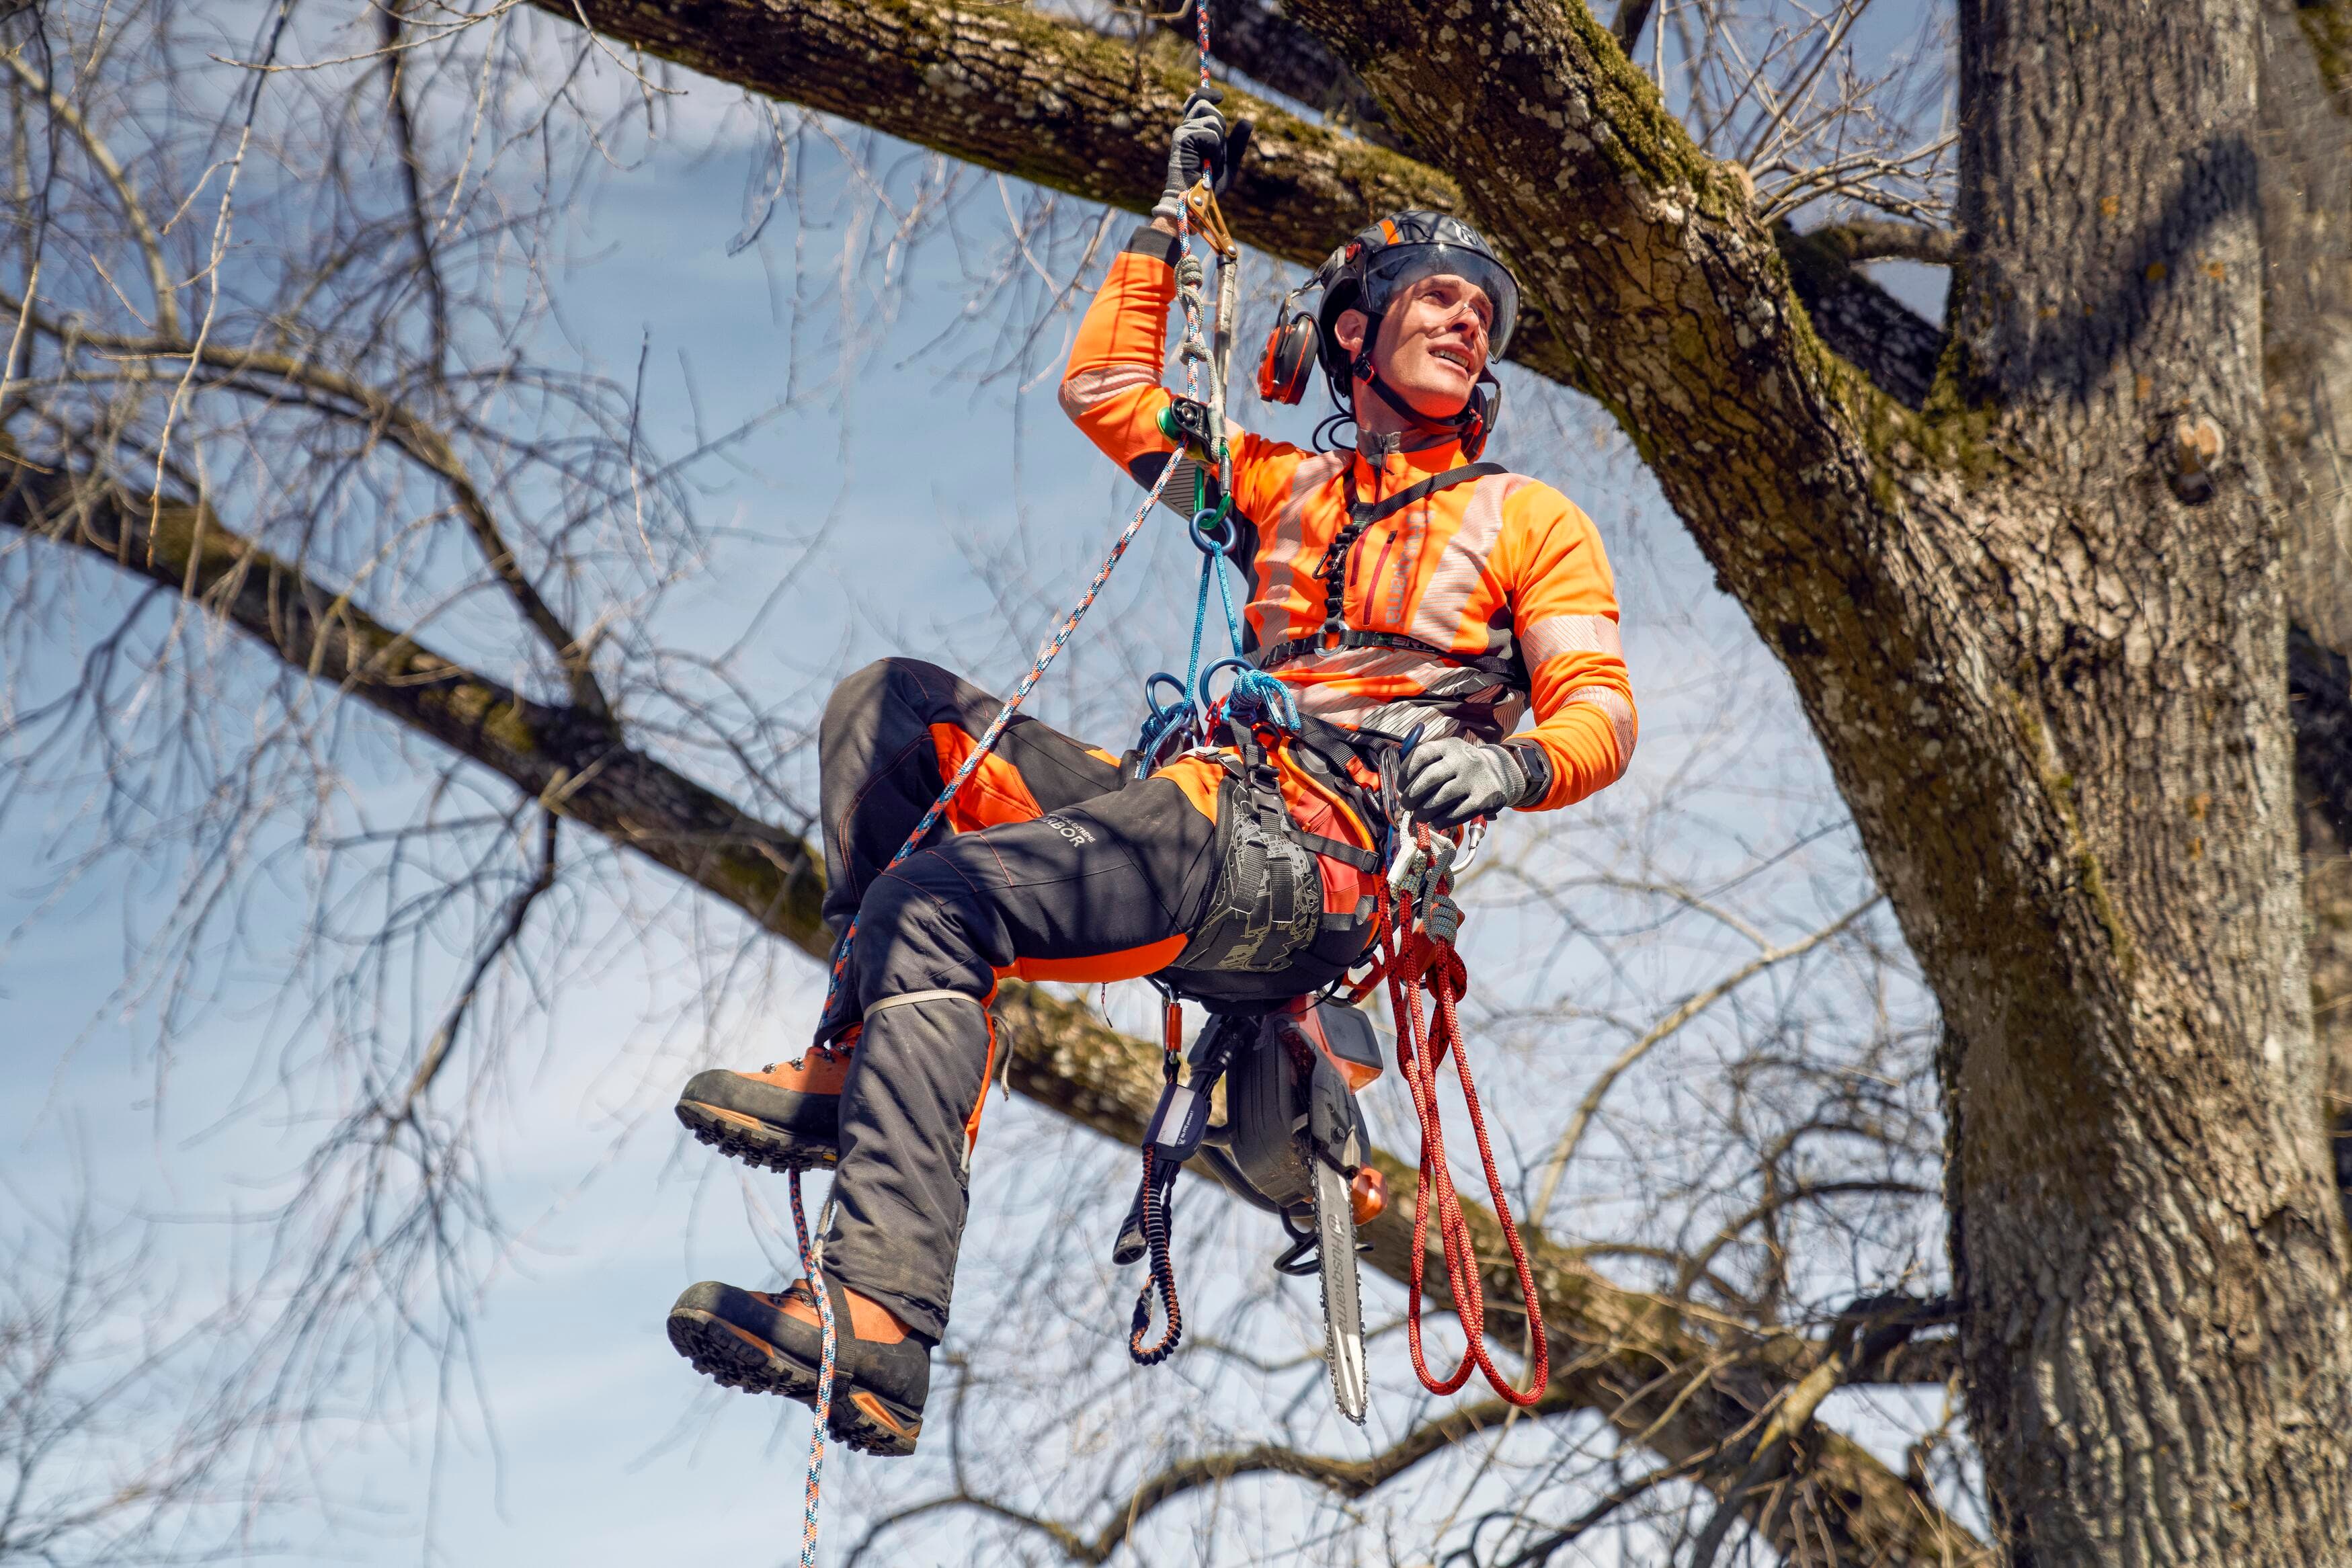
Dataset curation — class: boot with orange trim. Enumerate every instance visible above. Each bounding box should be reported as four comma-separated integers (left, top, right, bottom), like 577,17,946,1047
667,1274,930,1456
672,1026,857,1173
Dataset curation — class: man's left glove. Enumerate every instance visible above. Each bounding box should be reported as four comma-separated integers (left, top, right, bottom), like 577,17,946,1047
1397,738,1535,829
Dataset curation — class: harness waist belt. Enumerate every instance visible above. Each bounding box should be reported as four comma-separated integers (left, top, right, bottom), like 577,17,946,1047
1251,628,1527,689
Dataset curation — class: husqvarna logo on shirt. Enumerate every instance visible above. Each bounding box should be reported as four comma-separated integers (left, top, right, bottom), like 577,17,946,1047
1043,814,1096,847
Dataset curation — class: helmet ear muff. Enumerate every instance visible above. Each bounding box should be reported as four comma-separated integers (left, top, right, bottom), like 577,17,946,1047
1256,310,1320,405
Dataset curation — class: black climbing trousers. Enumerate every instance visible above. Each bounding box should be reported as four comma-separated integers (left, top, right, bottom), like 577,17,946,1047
813,659,1221,1342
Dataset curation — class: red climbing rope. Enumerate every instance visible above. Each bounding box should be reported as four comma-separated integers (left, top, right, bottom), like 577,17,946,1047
1376,824,1549,1408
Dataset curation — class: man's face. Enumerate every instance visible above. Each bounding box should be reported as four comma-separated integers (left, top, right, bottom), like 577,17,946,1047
1336,273,1494,420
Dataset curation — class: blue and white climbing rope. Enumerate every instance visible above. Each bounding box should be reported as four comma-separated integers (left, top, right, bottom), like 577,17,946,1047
788,11,1223,1558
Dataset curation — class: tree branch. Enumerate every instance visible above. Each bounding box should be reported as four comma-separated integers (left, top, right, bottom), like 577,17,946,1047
0,449,824,952
3,53,180,340
19,306,614,719
544,0,1944,412
1531,895,1881,1225
855,1385,1585,1566
1802,217,1961,266
392,809,559,1124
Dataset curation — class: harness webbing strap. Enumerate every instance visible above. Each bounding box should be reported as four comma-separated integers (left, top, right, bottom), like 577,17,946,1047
1283,460,1516,688
1290,829,1381,871
862,988,981,1020
1346,460,1504,526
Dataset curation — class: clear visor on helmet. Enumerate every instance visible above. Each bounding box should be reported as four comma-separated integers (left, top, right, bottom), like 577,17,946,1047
1359,243,1520,359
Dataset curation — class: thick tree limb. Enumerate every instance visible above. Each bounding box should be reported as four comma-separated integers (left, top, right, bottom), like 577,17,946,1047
548,0,1944,410
1802,218,1961,267
0,447,1976,1563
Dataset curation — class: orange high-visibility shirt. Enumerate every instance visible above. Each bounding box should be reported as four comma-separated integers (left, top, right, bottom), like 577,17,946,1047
1061,226,1636,809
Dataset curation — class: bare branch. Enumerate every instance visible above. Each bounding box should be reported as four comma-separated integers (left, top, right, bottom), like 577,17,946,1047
1,52,179,339
0,446,826,950
851,1383,1583,1566
392,809,559,1122
1531,895,1882,1226
1613,0,1658,58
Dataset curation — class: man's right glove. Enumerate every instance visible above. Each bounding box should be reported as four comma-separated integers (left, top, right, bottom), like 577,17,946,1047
1152,86,1249,224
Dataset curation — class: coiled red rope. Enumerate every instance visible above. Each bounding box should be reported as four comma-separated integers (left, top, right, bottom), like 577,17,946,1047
1128,1145,1184,1362
1375,827,1549,1407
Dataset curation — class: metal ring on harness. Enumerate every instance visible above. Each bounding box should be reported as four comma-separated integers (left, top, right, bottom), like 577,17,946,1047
1188,501,1240,559
1143,671,1197,731
1133,671,1203,777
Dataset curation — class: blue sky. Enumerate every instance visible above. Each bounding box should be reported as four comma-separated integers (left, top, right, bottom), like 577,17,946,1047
0,16,1951,1563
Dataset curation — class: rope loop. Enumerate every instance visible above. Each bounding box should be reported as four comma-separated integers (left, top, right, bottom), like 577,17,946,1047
1197,656,1297,732
1375,839,1549,1411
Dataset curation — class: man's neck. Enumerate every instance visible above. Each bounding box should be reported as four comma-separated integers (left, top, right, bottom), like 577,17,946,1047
1350,375,1420,439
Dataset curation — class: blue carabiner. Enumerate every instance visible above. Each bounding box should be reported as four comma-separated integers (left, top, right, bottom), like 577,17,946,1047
1143,671,1197,731
1188,501,1239,559
1132,671,1201,777
1196,655,1256,716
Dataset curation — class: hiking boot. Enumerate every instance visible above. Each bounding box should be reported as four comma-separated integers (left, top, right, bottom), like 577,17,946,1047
666,1277,930,1456
673,1031,856,1173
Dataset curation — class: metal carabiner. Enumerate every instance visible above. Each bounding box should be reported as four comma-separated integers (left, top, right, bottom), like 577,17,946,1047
1196,655,1256,718
1133,671,1202,778
1188,501,1240,559
1181,178,1238,259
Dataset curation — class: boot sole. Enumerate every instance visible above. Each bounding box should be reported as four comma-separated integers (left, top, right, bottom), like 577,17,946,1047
665,1309,924,1458
674,1099,838,1173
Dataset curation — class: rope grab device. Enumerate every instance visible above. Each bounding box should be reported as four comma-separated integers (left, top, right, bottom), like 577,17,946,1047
786,4,1548,1551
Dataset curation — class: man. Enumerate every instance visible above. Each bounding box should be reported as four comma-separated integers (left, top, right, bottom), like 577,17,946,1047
663,90,1636,1456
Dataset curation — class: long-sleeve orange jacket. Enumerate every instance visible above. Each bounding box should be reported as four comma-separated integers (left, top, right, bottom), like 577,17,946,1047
1062,226,1636,812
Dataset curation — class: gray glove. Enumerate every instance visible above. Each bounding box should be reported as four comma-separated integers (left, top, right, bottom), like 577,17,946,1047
1153,86,1227,223
1397,737,1531,829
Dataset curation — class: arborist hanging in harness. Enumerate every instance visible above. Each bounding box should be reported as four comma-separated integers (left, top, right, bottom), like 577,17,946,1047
661,87,1637,1457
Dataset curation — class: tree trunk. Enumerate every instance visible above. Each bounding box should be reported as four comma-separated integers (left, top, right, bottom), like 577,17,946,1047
2260,0,2352,1226
1933,0,2351,1557
1262,0,2352,1554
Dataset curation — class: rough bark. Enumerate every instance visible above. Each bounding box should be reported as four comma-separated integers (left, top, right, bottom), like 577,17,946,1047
1941,1,2349,1558
2261,0,2352,1226
0,449,1974,1563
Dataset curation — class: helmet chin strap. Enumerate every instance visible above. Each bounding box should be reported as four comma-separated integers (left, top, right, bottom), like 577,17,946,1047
1351,325,1482,446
